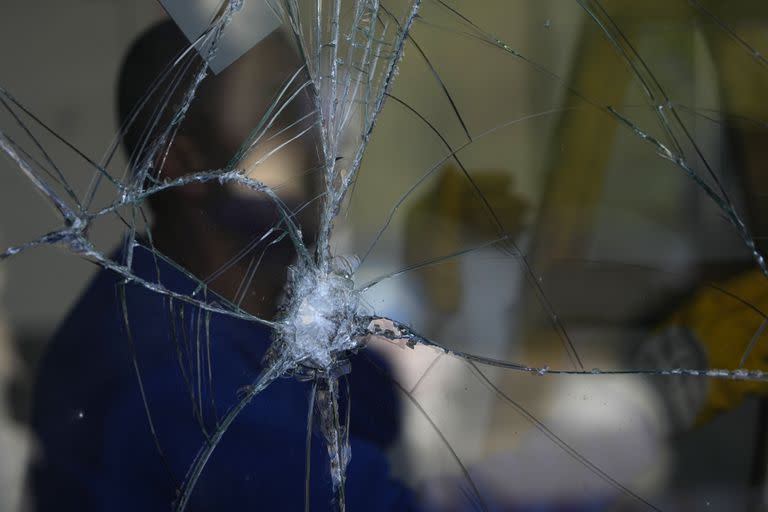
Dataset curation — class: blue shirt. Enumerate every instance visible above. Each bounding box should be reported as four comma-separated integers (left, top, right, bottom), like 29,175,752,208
29,244,416,511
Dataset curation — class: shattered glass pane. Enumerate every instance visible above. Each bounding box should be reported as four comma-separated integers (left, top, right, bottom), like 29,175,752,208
2,0,768,510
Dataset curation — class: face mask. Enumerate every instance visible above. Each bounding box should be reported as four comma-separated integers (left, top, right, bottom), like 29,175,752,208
204,186,318,251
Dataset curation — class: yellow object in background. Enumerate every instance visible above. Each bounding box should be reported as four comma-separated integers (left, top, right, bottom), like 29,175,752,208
668,269,768,425
403,165,529,314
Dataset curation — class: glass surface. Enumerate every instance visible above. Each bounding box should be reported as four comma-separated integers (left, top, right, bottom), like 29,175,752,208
1,1,768,510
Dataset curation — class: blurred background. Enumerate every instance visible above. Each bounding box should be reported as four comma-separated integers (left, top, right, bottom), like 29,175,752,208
1,0,768,510
0,2,166,510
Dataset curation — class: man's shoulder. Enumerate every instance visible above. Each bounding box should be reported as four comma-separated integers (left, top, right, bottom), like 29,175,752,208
51,245,188,348
54,265,123,341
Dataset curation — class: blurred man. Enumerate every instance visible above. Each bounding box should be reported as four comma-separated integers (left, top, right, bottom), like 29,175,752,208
29,19,413,511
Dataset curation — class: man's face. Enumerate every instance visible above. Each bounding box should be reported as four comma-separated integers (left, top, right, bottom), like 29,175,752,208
194,31,319,243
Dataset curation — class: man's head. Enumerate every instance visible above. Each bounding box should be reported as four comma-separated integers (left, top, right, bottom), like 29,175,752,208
117,19,318,236
116,19,319,315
